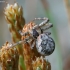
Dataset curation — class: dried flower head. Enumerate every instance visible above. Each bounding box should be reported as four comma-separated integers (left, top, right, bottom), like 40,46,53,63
32,56,51,70
22,22,41,58
4,3,25,31
5,3,22,19
0,42,19,70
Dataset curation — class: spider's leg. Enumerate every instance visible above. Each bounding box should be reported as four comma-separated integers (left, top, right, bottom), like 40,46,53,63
32,17,49,29
39,18,49,27
33,17,49,23
33,18,53,34
9,36,33,48
41,23,53,31
32,17,52,29
45,32,51,35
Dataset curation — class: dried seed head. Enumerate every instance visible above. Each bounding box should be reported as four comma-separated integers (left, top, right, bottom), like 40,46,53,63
32,56,51,70
22,22,41,39
4,3,25,31
22,22,41,58
22,22,36,41
0,42,19,70
5,3,23,19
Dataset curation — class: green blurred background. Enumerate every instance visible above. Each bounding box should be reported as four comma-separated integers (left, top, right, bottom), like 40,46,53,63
0,0,70,70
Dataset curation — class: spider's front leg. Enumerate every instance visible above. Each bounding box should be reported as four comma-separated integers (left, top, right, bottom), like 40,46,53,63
8,36,33,48
33,17,53,33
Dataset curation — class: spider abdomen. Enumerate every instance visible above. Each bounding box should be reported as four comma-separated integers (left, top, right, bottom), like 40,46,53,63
36,33,55,56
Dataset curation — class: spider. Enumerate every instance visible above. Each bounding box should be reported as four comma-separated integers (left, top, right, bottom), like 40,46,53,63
9,17,55,56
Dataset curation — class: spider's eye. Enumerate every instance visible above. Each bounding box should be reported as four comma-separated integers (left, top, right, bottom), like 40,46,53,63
36,33,55,56
32,29,39,38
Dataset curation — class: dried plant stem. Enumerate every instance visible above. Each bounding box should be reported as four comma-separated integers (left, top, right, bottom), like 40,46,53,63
6,17,22,53
23,42,33,70
64,0,70,29
6,18,25,70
